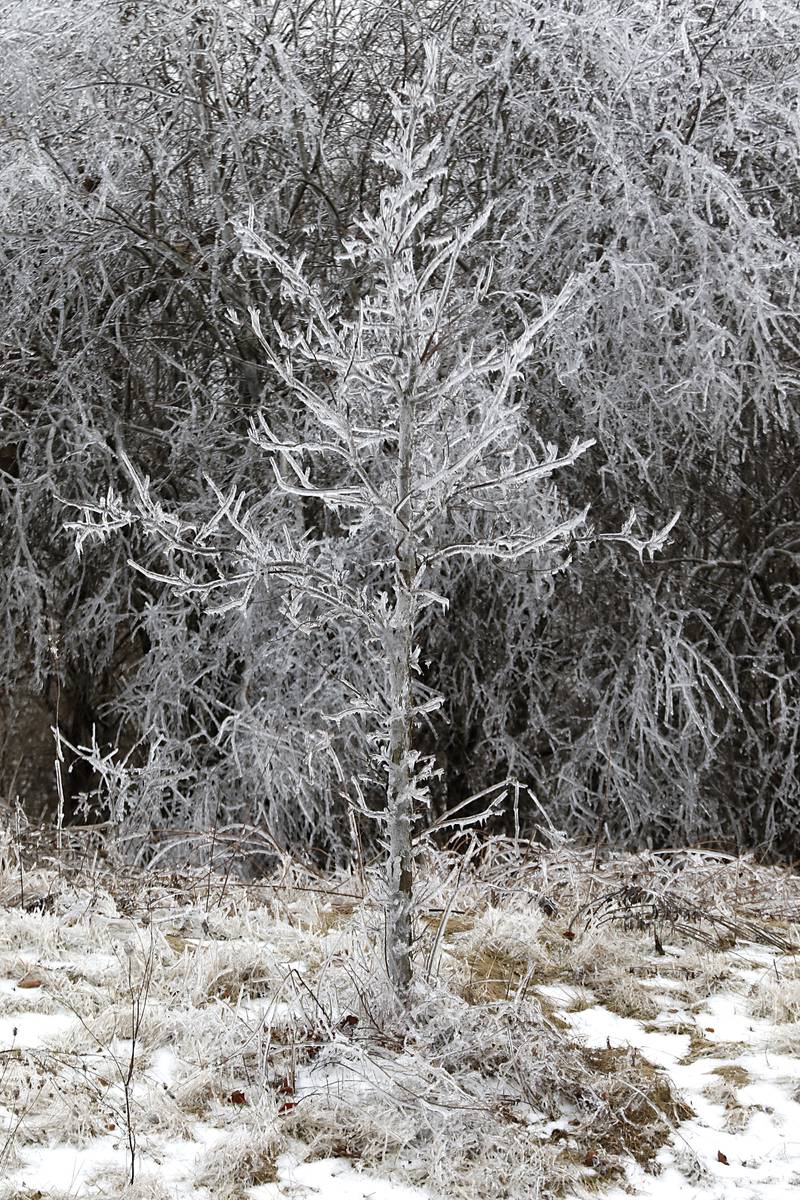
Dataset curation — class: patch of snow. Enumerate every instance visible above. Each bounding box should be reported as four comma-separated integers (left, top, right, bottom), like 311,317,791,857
535,982,593,1008
12,1134,120,1193
0,1009,76,1048
739,1050,800,1080
691,992,762,1043
562,1005,691,1067
149,1046,179,1087
640,974,686,992
252,1153,429,1200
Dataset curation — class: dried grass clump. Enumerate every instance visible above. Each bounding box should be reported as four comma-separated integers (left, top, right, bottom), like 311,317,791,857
280,990,691,1199
72,1002,167,1053
590,976,661,1022
444,908,546,1004
703,1075,747,1116
0,1053,110,1147
83,1168,180,1200
194,1123,283,1197
0,989,63,1021
687,1038,750,1062
447,907,661,1021
761,1023,800,1055
711,1064,750,1086
747,974,800,1025
460,944,534,1004
568,1044,693,1163
459,838,800,957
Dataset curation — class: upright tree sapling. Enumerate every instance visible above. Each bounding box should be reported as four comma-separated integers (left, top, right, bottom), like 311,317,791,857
66,68,677,1002
241,77,596,997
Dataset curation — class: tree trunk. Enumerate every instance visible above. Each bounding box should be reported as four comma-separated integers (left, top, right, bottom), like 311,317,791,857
385,364,417,1000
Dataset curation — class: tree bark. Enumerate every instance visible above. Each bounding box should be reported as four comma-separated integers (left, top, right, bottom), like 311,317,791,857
385,364,417,1000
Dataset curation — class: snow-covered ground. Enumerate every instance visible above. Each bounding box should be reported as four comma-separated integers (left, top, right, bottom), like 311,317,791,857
0,840,798,1199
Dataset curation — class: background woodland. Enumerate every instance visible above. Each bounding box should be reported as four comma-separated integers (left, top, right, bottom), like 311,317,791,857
1,0,799,866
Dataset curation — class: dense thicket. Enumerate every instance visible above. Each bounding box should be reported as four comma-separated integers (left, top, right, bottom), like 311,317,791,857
1,0,798,862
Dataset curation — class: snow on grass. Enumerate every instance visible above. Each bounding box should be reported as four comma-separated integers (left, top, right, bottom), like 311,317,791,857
10,1134,120,1195
562,1005,691,1068
0,835,798,1198
250,1152,430,1200
0,1009,76,1047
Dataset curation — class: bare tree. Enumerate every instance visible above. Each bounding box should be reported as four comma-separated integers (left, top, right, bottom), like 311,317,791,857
68,68,678,997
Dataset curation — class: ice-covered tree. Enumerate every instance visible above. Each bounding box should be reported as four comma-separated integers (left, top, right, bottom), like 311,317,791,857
69,67,680,996
241,80,597,993
68,78,589,995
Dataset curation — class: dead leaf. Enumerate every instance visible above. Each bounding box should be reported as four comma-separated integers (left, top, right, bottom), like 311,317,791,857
717,1150,729,1165
230,1090,247,1106
164,933,189,954
16,973,43,989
